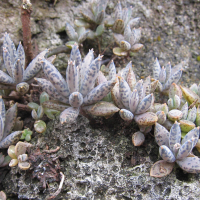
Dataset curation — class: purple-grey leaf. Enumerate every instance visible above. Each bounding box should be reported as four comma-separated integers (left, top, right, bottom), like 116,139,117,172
108,60,116,81
70,43,82,68
60,107,79,124
0,97,6,124
69,92,83,108
152,58,161,80
181,102,188,120
134,80,144,102
65,22,78,41
119,109,134,121
3,47,13,78
42,59,70,98
181,127,199,147
154,122,169,147
83,78,116,105
17,42,25,70
159,66,166,84
0,115,4,141
0,70,15,85
159,145,176,163
132,131,145,146
129,89,139,114
13,59,24,84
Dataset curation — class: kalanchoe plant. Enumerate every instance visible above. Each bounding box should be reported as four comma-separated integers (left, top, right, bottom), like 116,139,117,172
1,33,48,95
152,58,183,93
8,141,33,170
35,44,118,124
150,122,200,177
20,128,32,142
0,96,22,149
74,0,108,40
65,23,90,47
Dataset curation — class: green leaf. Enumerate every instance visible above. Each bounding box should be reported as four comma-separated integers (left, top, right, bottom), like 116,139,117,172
113,47,128,56
65,41,76,48
28,102,39,110
95,24,104,37
34,120,46,134
74,19,90,28
40,92,49,105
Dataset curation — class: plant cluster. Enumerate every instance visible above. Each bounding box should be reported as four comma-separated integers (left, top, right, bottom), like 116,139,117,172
0,1,200,199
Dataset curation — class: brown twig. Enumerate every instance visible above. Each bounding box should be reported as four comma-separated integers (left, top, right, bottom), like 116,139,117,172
45,172,65,200
21,0,34,67
43,146,60,153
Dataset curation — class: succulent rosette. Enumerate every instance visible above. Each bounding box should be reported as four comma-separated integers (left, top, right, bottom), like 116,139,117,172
150,122,200,177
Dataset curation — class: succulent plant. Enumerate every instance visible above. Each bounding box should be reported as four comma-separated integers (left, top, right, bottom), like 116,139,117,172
20,128,33,142
35,44,118,124
0,152,11,167
152,58,182,93
1,33,48,95
150,122,200,177
74,0,108,40
8,141,33,170
0,96,22,149
0,191,6,200
113,25,143,56
65,23,90,47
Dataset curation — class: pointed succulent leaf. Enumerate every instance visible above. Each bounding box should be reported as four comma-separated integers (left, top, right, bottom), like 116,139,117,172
176,138,194,160
190,83,198,94
0,70,15,85
31,109,38,120
60,107,79,124
83,101,120,117
124,24,132,41
65,22,78,41
81,9,95,23
95,10,105,24
123,6,132,26
134,80,144,102
130,28,141,46
44,108,60,120
0,97,6,124
80,55,102,97
3,33,17,64
181,127,199,147
67,60,79,93
37,106,44,119
156,111,166,125
169,83,182,99
78,30,90,44
108,60,116,81
83,78,116,105
143,76,151,96
134,112,158,126
187,106,196,123
150,80,159,93
176,156,200,173
129,89,139,114
3,47,14,78
169,122,181,152
167,98,174,110
17,42,25,69
173,94,181,109
132,131,145,146
180,85,200,106
42,59,70,98
196,106,200,126
119,77,131,109
35,78,68,104
119,109,134,121
0,115,4,141
70,43,82,67
159,145,176,163
115,1,122,20
126,65,136,91
96,71,107,85
3,103,17,139
111,78,124,109
69,92,83,108
154,122,169,147
13,59,24,84
159,66,166,84
150,160,175,177
135,94,153,115
152,58,161,80
28,102,39,110
23,49,48,82
0,131,22,149
165,62,171,82
163,69,182,91
121,61,132,81
128,17,140,27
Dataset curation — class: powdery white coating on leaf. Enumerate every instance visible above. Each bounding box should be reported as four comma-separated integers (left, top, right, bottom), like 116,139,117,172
119,109,134,121
119,78,131,109
83,79,116,105
70,44,82,67
154,122,169,147
169,122,181,153
67,60,79,93
96,71,107,85
159,66,166,84
35,78,68,104
176,157,200,173
181,102,188,120
165,62,171,82
42,59,70,98
17,42,25,70
129,89,139,114
167,109,183,121
13,59,24,84
152,58,161,81
132,131,145,146
0,70,15,85
156,111,166,124
0,97,6,124
60,107,79,124
126,66,136,91
176,138,194,160
0,131,22,149
124,25,132,42
108,60,116,81
80,55,102,97
69,92,83,108
187,106,197,123
65,23,78,41
135,94,153,115
121,61,132,81
3,47,14,78
150,160,175,177
134,80,144,102
22,49,48,82
159,145,176,163
181,127,199,147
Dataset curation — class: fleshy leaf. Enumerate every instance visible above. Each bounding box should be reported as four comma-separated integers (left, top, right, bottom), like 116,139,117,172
129,89,139,114
132,131,145,146
159,145,176,162
154,123,169,147
69,92,83,108
119,109,134,121
13,59,24,84
60,107,79,124
65,22,78,41
169,122,181,152
152,58,161,80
